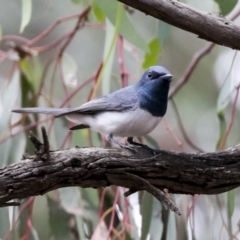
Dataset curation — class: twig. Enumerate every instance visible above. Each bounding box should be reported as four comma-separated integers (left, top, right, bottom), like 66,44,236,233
170,99,204,152
169,42,215,98
122,172,181,215
29,126,50,160
27,8,90,47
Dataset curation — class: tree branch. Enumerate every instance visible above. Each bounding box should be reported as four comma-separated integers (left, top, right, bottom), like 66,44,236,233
1,143,240,214
118,0,240,50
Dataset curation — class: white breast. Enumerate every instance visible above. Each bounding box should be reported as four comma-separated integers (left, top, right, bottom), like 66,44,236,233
66,109,161,137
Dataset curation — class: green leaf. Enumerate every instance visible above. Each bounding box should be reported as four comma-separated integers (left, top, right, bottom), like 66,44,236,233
96,0,148,52
228,190,235,217
144,135,159,149
59,187,81,210
20,0,32,33
216,51,237,148
216,111,227,149
32,196,50,240
227,190,235,239
71,0,81,4
47,197,72,240
0,208,10,238
215,0,238,15
102,19,115,95
140,192,153,240
142,38,161,69
157,20,172,45
92,0,105,22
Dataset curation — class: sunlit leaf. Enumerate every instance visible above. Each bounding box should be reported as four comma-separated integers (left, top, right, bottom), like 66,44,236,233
142,38,161,69
102,19,115,95
92,0,105,22
96,0,148,52
61,53,78,88
157,20,172,45
140,192,153,240
0,68,20,134
20,0,32,33
214,0,238,15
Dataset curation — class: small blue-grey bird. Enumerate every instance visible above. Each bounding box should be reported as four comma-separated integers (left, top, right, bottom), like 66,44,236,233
12,66,172,151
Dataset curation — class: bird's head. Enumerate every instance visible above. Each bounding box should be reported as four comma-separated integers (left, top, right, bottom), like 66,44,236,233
138,66,172,87
136,66,173,116
137,66,172,96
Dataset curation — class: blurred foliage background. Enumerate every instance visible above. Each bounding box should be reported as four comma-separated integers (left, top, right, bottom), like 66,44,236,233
0,0,240,239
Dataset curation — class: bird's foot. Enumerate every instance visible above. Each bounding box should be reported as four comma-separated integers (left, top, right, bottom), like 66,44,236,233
127,137,159,155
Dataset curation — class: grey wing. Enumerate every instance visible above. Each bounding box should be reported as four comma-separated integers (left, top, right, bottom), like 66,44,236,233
56,86,139,117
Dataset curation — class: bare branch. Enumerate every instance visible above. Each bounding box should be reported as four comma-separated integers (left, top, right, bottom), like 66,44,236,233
118,0,240,50
1,144,240,214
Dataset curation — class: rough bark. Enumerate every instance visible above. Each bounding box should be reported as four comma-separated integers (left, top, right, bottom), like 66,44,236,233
1,145,240,212
118,0,240,50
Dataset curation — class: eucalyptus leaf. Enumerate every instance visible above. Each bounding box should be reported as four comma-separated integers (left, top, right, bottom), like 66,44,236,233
92,0,105,22
142,38,161,69
102,19,115,95
48,197,72,240
20,0,32,33
157,20,172,45
228,190,235,218
96,0,148,52
214,0,238,15
0,68,20,134
0,208,10,238
140,192,153,240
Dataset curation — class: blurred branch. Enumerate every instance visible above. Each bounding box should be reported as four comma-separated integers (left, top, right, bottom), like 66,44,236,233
118,0,240,50
1,143,240,214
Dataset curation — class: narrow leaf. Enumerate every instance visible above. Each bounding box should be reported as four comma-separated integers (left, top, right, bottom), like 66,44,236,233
142,38,161,69
92,0,105,22
96,0,148,52
157,20,172,45
140,192,153,240
228,190,235,218
102,19,115,95
214,0,238,15
20,0,32,33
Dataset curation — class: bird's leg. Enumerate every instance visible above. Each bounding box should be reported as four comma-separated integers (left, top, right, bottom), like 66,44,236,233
127,137,158,154
106,134,136,152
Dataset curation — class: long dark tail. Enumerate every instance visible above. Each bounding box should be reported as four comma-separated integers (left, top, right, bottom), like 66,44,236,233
11,107,71,116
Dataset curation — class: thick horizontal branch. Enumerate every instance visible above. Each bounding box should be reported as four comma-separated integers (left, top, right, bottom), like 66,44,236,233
118,0,240,50
1,145,240,208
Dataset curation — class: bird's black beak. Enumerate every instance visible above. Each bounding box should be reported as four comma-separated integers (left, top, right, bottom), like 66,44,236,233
161,73,173,82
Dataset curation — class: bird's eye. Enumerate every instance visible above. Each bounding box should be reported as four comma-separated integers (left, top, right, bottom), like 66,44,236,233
148,71,153,78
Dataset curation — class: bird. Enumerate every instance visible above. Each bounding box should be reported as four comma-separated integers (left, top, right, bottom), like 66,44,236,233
12,66,172,152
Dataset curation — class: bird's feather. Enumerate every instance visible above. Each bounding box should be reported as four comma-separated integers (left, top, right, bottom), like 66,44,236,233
56,86,139,117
